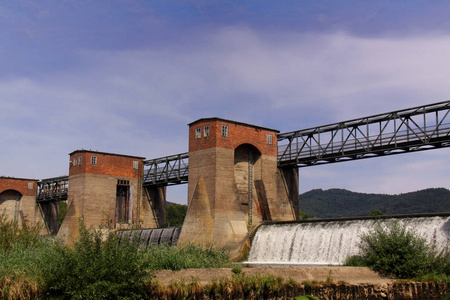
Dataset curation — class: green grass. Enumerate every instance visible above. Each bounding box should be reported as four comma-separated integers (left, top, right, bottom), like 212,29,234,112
141,243,231,271
0,214,231,299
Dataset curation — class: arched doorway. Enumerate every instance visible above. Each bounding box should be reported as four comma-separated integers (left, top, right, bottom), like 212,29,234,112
0,190,22,222
234,144,271,224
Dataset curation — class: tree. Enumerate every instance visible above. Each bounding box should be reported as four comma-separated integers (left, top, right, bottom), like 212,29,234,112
299,209,309,220
166,203,187,227
369,209,384,217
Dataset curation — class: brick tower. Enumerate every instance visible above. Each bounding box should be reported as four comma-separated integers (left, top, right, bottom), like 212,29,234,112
57,150,144,244
177,118,299,257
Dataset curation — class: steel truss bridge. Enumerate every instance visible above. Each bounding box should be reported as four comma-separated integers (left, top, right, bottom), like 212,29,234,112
36,175,69,202
36,100,450,197
277,100,450,167
142,100,450,187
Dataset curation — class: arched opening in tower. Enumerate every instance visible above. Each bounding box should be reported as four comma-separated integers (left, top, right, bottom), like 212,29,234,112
0,189,23,223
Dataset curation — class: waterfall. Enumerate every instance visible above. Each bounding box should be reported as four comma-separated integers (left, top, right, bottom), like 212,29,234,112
248,215,450,265
117,227,182,247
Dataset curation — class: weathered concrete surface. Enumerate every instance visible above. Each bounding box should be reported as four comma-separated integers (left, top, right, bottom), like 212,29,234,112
0,177,44,231
141,186,166,228
58,171,141,245
177,176,215,247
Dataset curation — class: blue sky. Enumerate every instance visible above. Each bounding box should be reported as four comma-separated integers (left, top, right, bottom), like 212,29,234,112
1,0,449,204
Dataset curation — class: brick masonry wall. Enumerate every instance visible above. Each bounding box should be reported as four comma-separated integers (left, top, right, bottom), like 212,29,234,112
188,118,278,156
69,150,144,178
0,177,40,226
0,177,38,196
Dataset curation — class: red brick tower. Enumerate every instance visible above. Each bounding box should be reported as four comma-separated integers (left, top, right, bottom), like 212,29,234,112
178,118,298,257
58,150,144,244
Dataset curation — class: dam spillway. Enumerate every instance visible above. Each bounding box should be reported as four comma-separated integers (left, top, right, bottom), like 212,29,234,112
117,227,182,247
248,214,450,266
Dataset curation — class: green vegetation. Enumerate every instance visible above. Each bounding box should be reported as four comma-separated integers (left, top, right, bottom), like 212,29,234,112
299,187,450,218
298,209,309,220
148,273,304,299
58,201,67,227
295,296,320,300
0,213,231,299
165,202,187,227
369,209,384,216
141,244,231,271
345,221,450,280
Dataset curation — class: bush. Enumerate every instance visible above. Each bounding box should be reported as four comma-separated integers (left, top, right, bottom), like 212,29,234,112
43,221,153,299
345,221,449,279
0,214,232,298
0,212,44,252
0,213,54,299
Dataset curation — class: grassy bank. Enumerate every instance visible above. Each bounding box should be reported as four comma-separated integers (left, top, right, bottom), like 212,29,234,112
0,214,231,299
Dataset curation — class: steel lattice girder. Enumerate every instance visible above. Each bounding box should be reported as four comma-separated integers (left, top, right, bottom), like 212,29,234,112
36,175,69,202
143,153,189,186
277,100,450,167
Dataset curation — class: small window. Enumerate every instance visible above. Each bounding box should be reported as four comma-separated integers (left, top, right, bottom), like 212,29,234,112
117,179,130,186
267,134,273,145
73,157,77,166
28,182,33,190
204,126,210,137
91,156,97,165
222,125,228,137
133,160,139,169
195,128,201,139
78,156,82,165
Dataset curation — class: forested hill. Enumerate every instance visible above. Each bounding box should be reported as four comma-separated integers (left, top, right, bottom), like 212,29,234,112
299,188,450,219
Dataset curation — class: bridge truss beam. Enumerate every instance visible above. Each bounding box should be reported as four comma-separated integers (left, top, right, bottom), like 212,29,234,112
277,100,450,167
143,153,189,187
36,175,69,202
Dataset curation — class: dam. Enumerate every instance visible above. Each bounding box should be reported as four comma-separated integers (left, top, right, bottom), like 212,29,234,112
248,214,450,266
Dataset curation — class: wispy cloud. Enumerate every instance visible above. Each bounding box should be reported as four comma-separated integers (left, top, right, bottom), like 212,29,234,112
1,7,450,202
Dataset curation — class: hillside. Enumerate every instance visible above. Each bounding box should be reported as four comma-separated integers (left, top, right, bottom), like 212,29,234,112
299,188,450,219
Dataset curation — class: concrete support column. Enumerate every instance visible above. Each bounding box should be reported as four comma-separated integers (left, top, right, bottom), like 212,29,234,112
141,186,166,228
276,167,299,221
39,202,59,235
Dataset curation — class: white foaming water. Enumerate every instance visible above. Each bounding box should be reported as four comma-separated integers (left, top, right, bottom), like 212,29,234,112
248,216,450,265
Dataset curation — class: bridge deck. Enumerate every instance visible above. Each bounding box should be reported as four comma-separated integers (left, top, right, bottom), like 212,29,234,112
36,175,69,202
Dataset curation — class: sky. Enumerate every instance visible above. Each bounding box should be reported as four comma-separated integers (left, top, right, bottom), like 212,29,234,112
1,0,449,204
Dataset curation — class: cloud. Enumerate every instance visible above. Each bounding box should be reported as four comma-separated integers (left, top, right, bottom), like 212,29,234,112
1,26,449,197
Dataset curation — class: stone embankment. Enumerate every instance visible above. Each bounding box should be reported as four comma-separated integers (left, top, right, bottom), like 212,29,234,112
154,267,450,299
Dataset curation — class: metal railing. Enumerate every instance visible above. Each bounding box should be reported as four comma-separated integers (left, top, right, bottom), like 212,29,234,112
278,100,450,167
143,153,189,187
36,175,69,202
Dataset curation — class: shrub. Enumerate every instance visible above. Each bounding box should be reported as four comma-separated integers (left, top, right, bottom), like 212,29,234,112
0,213,53,300
345,220,449,279
0,212,44,252
42,221,153,299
